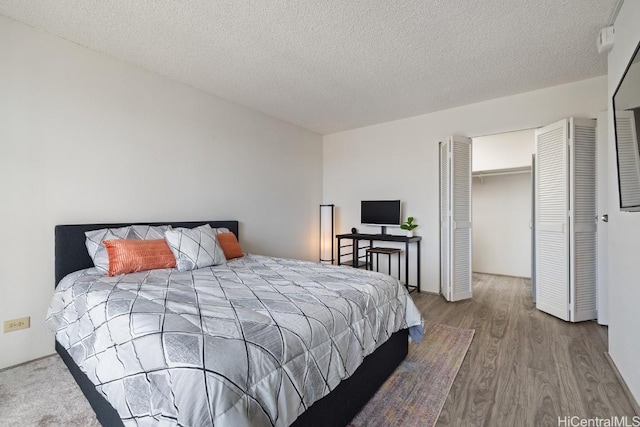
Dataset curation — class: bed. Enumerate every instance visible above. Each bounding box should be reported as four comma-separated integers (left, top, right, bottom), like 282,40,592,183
49,220,422,426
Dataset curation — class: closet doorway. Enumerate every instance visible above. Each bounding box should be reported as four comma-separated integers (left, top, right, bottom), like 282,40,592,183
472,130,534,282
443,122,606,323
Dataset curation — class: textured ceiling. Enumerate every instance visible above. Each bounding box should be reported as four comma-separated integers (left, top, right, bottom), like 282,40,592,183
0,1,615,134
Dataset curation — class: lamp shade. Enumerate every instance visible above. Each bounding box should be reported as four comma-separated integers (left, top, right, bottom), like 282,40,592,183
320,204,335,264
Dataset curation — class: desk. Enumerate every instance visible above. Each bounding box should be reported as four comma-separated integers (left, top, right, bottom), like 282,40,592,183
336,233,421,292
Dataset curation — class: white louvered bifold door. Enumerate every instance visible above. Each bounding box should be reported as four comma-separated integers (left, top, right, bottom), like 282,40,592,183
615,110,640,209
535,120,570,321
570,118,597,322
450,136,473,301
440,140,451,300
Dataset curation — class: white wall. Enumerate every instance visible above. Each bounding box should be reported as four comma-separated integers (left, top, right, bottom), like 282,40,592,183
473,129,534,172
596,111,610,326
324,76,606,294
0,15,322,369
607,0,640,405
472,173,531,277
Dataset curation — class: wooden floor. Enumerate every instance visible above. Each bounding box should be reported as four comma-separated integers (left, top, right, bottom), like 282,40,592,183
410,273,637,427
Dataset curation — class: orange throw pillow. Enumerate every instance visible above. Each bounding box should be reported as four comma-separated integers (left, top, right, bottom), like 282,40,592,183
216,232,244,260
103,239,176,276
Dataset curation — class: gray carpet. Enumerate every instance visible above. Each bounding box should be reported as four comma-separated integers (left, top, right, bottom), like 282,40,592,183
0,355,99,427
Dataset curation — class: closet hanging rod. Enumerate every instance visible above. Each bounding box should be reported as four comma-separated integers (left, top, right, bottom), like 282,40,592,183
472,165,531,179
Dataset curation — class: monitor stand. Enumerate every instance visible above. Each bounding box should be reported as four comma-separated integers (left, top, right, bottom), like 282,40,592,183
379,226,387,235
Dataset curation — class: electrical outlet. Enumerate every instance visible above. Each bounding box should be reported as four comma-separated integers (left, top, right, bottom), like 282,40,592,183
3,316,30,333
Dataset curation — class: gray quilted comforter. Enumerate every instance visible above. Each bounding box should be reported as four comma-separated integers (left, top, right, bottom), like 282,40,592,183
47,254,423,427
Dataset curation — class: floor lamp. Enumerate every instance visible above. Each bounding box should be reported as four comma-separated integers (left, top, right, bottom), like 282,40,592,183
320,204,335,264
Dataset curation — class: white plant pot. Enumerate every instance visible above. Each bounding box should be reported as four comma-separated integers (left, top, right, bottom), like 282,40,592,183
406,230,414,238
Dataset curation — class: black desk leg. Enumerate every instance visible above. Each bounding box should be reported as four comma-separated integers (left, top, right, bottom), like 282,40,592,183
405,241,410,289
353,238,358,269
417,241,421,292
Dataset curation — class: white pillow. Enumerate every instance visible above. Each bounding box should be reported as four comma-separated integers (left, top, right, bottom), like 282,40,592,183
85,225,172,273
164,224,226,272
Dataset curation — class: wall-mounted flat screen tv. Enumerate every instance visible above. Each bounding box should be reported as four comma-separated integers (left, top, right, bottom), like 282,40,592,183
361,200,401,226
613,37,640,212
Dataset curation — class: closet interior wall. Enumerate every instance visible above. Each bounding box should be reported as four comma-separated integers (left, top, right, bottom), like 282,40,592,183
472,130,534,279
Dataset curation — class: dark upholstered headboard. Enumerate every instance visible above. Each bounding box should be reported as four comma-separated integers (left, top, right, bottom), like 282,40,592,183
54,221,239,286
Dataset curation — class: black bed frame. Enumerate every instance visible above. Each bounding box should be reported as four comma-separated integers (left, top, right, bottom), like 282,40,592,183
54,220,408,427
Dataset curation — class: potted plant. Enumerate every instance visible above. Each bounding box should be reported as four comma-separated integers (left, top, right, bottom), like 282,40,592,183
400,217,418,237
